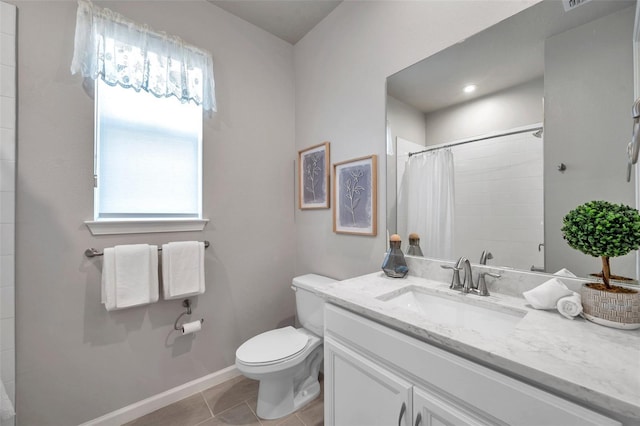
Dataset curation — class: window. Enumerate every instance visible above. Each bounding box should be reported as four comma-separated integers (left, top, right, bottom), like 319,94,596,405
70,0,216,234
94,79,203,221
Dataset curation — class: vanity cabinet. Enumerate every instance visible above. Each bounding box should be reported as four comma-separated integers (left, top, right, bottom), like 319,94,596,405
323,304,621,426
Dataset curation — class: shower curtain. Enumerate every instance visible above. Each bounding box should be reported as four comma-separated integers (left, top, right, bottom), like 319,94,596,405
399,149,455,259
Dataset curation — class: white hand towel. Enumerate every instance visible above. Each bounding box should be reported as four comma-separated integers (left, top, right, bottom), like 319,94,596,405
523,278,574,309
114,244,158,308
101,244,158,311
162,241,205,299
557,292,583,320
554,268,577,278
101,247,116,311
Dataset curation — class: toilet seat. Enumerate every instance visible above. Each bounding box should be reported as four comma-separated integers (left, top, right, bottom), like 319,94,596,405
236,326,309,366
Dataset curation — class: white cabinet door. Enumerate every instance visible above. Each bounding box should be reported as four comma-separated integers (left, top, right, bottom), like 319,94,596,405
325,336,413,426
413,386,499,426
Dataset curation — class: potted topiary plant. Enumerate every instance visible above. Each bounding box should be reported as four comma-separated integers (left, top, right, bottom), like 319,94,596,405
562,200,640,329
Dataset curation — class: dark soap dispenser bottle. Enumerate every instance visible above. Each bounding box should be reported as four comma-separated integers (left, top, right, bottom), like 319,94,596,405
382,234,409,278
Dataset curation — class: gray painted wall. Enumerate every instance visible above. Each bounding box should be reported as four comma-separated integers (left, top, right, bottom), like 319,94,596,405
544,6,635,277
14,1,295,425
9,0,545,424
293,0,538,279
425,77,543,146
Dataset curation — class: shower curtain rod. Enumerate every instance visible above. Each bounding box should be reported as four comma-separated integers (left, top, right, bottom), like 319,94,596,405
408,126,543,158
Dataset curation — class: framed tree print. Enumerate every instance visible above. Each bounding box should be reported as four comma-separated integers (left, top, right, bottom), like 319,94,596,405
333,155,377,236
298,142,330,209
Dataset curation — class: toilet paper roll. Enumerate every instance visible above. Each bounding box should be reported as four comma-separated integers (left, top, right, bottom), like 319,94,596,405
181,320,202,335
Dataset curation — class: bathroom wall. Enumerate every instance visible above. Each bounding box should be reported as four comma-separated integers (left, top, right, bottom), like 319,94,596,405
544,6,635,277
0,2,15,425
12,1,295,425
293,0,540,279
424,77,543,146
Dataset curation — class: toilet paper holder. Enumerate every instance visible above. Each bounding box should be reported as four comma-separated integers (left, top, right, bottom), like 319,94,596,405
174,299,204,331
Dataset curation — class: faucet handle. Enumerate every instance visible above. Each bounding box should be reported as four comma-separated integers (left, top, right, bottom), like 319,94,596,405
475,271,501,296
440,264,463,289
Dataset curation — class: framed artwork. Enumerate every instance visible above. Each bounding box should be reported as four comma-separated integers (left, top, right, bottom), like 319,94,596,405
298,142,330,209
333,155,377,236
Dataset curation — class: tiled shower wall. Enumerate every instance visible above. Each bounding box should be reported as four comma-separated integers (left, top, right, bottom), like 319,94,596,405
452,129,544,271
0,1,16,424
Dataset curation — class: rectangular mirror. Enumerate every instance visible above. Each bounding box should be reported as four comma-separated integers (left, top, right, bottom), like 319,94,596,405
386,0,638,281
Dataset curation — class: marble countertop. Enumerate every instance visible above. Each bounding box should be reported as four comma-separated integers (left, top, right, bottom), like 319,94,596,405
304,272,640,420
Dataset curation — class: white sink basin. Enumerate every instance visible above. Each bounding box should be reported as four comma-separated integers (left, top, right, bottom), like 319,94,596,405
377,286,526,337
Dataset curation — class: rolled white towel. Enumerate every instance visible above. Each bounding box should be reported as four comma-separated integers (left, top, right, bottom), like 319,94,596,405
523,278,574,309
556,292,583,320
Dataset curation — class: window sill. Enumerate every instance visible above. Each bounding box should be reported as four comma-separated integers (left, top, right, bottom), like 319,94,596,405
85,219,209,235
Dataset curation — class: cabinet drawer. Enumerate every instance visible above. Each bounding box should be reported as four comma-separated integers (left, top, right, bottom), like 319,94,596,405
324,303,620,426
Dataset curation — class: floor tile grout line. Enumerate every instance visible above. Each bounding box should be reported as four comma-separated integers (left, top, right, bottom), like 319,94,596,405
200,390,215,420
295,413,307,426
244,397,266,425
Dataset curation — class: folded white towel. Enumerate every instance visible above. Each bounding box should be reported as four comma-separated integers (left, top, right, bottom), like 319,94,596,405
554,268,577,278
557,292,583,320
523,278,574,310
101,244,159,311
101,247,116,311
162,241,205,299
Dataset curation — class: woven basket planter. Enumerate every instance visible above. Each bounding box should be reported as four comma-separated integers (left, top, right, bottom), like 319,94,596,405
581,284,640,330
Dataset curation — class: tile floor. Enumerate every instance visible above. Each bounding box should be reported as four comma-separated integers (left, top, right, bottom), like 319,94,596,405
124,375,324,426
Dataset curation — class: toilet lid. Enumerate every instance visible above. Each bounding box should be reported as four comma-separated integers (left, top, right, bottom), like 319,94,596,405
236,326,309,364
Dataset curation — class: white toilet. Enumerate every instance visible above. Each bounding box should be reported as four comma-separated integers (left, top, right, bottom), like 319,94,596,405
235,274,336,420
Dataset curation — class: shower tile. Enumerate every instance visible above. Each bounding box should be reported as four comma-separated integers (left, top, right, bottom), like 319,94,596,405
0,97,14,129
0,160,14,192
0,255,13,288
0,317,13,350
123,393,212,426
0,128,14,161
0,34,14,67
0,347,13,382
0,65,14,98
0,3,15,36
201,376,258,415
0,223,14,256
0,285,13,318
0,191,14,224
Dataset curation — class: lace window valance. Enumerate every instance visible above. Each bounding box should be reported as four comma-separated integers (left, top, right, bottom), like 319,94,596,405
70,0,216,112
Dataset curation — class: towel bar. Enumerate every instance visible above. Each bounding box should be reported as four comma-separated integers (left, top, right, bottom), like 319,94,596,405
84,241,210,258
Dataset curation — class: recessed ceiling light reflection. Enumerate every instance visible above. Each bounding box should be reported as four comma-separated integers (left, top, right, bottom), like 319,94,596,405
463,84,477,93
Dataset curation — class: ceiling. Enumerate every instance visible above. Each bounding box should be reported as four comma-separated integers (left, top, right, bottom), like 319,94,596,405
387,0,635,114
208,0,342,44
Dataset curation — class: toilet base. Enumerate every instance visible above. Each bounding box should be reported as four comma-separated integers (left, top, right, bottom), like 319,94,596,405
255,345,323,420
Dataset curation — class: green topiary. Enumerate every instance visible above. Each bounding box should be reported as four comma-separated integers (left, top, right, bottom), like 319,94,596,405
562,200,640,289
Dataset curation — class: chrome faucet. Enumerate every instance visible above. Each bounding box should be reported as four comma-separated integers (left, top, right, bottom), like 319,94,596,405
442,256,500,296
459,257,474,293
441,257,474,292
479,250,493,265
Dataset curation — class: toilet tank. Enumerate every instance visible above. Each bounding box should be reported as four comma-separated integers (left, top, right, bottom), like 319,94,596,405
292,274,336,337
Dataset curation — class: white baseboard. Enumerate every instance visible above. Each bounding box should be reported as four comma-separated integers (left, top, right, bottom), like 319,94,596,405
79,365,241,426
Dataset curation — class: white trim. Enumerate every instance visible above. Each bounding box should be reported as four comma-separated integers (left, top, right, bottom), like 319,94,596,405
85,219,209,235
79,365,241,426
